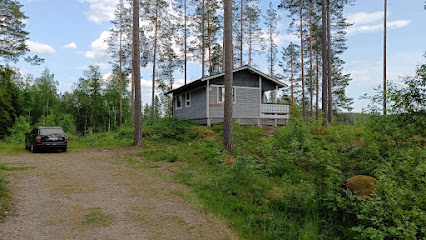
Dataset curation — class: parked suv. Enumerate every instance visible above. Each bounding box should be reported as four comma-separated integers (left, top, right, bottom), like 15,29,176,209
25,127,68,153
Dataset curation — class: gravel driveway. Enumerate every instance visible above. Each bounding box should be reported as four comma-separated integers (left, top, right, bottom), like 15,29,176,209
0,149,235,240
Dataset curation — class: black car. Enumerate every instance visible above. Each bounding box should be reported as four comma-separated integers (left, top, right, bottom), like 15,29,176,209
25,127,68,153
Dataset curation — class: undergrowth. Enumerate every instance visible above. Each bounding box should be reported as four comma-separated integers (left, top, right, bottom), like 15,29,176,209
0,116,424,239
134,117,425,240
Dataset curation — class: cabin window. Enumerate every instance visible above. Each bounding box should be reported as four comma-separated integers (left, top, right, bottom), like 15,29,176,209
185,92,191,107
176,95,183,109
218,87,235,103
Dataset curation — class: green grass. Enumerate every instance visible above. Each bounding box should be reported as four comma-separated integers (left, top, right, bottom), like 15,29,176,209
1,117,423,239
0,141,26,156
84,208,114,226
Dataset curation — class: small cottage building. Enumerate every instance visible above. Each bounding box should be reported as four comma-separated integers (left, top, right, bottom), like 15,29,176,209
166,66,290,126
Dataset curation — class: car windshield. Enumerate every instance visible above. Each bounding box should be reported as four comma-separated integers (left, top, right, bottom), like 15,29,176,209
40,128,64,135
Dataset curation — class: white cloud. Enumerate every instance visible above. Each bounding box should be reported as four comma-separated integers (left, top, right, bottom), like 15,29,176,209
64,42,78,49
83,31,111,69
101,72,113,82
79,0,118,24
26,40,56,55
346,11,411,35
347,20,411,35
347,11,384,25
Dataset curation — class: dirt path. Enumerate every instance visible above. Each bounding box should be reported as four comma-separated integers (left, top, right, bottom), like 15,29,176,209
0,149,236,240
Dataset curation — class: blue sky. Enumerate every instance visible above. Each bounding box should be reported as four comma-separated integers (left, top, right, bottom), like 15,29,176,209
13,0,426,112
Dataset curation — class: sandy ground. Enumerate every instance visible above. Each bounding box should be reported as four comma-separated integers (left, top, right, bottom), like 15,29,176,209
0,148,236,240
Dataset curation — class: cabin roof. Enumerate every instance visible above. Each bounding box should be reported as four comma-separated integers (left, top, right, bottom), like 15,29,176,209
165,65,286,95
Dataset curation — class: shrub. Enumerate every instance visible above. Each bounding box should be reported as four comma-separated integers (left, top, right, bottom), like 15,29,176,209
144,118,199,141
5,115,31,144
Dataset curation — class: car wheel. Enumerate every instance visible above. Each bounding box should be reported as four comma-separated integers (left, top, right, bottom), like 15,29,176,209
30,143,37,153
62,147,67,153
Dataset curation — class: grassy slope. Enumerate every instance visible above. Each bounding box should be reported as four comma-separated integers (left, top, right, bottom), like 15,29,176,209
1,118,424,239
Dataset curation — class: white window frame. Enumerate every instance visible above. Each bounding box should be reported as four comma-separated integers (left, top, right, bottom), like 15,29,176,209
185,92,191,107
218,86,236,104
175,95,183,109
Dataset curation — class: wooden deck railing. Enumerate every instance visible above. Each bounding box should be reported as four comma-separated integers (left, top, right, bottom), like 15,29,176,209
261,104,290,119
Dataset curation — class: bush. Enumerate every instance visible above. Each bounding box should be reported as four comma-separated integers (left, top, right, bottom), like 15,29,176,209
144,118,199,141
5,115,31,144
57,114,76,135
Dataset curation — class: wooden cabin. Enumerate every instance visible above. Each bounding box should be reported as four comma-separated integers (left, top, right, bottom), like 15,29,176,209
166,66,290,126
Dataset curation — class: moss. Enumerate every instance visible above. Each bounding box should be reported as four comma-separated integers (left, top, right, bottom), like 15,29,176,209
345,175,378,197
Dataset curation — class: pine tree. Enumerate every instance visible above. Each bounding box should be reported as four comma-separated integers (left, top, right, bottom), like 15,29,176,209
107,0,132,126
223,0,233,152
264,2,280,78
133,0,142,146
0,0,43,64
280,43,301,106
175,0,189,84
141,0,175,121
244,1,263,67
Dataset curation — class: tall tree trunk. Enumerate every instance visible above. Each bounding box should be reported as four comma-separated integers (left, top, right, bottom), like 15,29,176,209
316,51,319,120
223,0,233,152
151,3,158,122
119,0,123,126
291,46,294,106
240,0,243,67
383,0,387,115
248,23,252,66
202,0,205,78
131,40,135,117
309,0,313,119
223,27,225,73
184,0,187,85
300,2,306,118
133,0,142,146
326,0,332,122
321,0,328,122
208,0,212,74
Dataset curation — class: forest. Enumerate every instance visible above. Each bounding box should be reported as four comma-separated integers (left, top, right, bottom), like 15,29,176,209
1,0,426,239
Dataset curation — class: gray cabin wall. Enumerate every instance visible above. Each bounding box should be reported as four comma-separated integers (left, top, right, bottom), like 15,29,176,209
174,87,206,119
262,78,276,90
209,70,260,87
209,86,260,119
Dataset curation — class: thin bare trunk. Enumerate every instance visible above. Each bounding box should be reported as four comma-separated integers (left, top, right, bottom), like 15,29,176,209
383,0,387,115
202,0,205,78
300,2,305,118
309,0,313,119
327,0,332,122
248,24,252,66
223,0,233,152
208,0,212,74
240,0,243,67
119,0,123,126
316,51,319,120
223,27,225,72
291,48,294,105
151,3,158,122
133,0,142,146
321,0,328,122
184,0,187,85
131,37,135,117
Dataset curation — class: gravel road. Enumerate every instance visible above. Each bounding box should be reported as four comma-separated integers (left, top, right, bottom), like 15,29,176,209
0,149,236,240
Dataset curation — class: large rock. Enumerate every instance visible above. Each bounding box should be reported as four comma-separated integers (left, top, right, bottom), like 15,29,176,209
345,175,378,197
